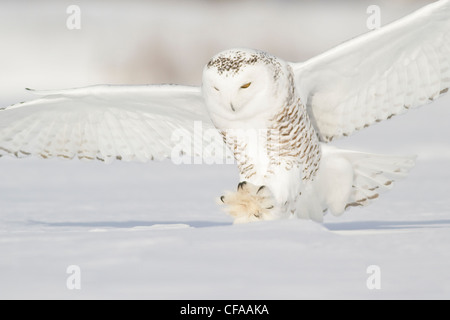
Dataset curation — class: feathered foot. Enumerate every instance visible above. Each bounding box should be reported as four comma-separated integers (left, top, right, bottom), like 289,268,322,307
219,181,277,223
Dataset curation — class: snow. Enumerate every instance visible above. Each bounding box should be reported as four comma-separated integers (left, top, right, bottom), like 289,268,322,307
1,0,450,300
1,95,449,299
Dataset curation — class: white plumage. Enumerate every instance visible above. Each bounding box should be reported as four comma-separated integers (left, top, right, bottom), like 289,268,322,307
0,85,223,163
294,0,450,142
1,1,449,223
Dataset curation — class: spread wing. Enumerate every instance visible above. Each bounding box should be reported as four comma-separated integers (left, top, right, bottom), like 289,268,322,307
291,0,450,142
0,84,230,163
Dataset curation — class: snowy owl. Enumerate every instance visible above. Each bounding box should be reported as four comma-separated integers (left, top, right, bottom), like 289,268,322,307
1,1,449,223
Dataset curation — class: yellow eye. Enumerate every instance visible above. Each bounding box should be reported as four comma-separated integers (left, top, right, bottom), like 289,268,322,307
240,82,251,89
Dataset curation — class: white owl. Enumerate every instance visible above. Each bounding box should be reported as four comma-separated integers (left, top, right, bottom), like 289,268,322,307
1,1,449,223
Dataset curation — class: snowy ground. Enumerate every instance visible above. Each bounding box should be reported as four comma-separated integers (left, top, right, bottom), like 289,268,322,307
1,0,450,300
1,94,449,300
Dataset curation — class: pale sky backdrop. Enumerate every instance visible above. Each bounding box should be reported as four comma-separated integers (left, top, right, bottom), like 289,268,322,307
0,0,434,106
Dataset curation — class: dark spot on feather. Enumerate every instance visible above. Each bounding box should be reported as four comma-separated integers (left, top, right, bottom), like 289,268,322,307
345,202,363,210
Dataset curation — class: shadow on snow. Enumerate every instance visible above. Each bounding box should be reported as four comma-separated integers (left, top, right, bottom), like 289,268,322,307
324,219,450,231
26,219,232,229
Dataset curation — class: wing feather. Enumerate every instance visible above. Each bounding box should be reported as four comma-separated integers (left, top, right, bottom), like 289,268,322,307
0,84,227,163
292,0,450,142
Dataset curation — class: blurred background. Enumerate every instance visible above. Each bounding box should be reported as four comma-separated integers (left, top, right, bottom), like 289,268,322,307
0,0,448,159
0,0,435,104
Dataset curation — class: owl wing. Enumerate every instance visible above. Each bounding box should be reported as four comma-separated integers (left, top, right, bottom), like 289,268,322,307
291,0,450,142
0,84,230,163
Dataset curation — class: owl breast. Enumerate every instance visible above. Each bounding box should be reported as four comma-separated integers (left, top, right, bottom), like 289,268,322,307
221,64,321,180
220,90,322,215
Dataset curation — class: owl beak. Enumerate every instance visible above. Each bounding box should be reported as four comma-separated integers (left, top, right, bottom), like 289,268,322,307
230,102,236,112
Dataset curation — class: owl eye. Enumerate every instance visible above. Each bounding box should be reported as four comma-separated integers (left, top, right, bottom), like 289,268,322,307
214,86,220,91
240,82,252,89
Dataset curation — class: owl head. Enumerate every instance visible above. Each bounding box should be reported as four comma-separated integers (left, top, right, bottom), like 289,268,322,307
202,48,293,129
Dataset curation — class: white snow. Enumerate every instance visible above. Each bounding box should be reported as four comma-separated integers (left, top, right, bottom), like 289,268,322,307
1,94,449,299
1,0,450,300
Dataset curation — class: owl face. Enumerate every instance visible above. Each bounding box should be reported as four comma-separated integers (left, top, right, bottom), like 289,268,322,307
202,48,290,129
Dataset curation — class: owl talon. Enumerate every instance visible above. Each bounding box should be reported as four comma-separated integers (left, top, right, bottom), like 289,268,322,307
237,181,247,191
219,181,277,223
257,185,266,194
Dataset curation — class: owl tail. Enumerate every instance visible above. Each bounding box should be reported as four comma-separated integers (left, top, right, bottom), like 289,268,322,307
319,146,417,216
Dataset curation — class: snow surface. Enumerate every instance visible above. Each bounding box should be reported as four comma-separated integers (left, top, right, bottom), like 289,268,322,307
1,0,450,300
1,94,449,300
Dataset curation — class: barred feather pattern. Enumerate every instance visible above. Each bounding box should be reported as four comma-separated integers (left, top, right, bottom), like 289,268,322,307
221,68,321,184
